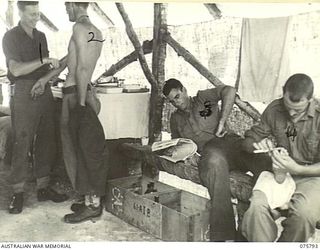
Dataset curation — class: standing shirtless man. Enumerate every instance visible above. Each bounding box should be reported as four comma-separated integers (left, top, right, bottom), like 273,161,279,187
32,2,107,223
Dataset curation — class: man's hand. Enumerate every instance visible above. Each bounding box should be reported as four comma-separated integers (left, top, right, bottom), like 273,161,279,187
75,104,87,120
271,149,302,175
215,121,227,137
43,58,60,69
31,80,46,99
253,138,275,152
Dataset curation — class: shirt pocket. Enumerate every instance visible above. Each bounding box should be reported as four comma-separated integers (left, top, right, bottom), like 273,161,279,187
305,132,320,161
272,127,288,147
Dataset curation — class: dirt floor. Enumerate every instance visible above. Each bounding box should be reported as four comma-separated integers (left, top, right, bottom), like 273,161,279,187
0,161,159,242
1,160,320,242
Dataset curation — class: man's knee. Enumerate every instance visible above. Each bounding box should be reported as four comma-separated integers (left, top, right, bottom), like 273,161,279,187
201,144,228,169
289,205,317,229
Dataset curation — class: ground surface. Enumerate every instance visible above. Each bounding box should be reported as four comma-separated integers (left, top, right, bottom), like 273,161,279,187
0,161,159,242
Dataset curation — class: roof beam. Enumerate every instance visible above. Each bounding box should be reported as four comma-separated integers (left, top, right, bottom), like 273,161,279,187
90,2,114,26
40,12,59,32
204,3,222,20
6,0,14,29
99,39,153,79
164,33,261,121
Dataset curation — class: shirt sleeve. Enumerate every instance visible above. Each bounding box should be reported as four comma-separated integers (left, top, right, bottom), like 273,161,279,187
170,114,180,139
242,105,274,151
40,32,49,57
196,85,226,105
2,32,21,66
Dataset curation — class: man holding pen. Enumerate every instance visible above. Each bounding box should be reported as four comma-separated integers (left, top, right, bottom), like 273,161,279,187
241,73,320,241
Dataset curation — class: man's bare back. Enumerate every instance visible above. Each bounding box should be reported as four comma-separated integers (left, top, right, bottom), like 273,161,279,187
65,18,103,89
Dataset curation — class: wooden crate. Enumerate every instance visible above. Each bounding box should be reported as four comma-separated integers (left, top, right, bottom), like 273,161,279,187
105,175,210,241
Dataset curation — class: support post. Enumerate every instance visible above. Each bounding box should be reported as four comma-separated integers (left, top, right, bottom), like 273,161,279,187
116,3,160,142
151,3,168,140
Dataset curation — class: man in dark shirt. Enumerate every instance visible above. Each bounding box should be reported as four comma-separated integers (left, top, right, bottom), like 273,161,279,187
241,73,320,241
2,1,68,214
163,78,271,241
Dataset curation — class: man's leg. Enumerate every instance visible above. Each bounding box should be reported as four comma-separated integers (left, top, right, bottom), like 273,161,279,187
8,82,40,213
34,88,56,186
60,93,78,188
241,190,278,241
34,88,68,203
278,177,320,242
198,136,242,241
64,100,107,223
78,105,107,197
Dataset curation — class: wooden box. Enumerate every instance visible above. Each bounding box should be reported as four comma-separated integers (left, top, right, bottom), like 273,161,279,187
105,175,210,241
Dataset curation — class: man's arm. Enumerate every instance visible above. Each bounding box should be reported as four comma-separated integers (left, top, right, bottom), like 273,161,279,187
36,55,67,85
8,57,60,77
272,150,320,177
170,115,180,139
73,25,92,106
30,56,68,99
242,107,273,153
219,86,236,125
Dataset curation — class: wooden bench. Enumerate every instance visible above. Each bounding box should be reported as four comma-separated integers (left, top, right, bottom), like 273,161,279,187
122,106,256,225
122,142,254,227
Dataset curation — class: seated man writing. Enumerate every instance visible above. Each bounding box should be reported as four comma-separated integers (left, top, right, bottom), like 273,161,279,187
241,73,320,242
163,78,272,241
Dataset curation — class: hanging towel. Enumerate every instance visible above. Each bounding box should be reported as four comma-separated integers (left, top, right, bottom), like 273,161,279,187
238,17,291,102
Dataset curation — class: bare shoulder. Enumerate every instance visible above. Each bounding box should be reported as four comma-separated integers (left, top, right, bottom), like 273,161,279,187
72,22,103,41
72,22,88,36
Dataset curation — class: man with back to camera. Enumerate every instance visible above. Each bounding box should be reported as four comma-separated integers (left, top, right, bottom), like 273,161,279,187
2,1,68,214
32,2,107,223
163,78,272,241
241,73,320,241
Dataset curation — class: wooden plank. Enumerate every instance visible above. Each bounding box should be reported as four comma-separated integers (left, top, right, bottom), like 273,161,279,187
150,3,168,142
90,2,114,26
40,12,59,32
164,33,261,121
116,3,160,142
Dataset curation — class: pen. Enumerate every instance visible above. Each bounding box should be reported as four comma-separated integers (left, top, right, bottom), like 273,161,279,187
253,147,281,154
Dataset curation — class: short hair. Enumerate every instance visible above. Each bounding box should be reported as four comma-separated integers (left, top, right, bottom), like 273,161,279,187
283,73,314,102
17,1,38,11
163,78,184,96
67,2,89,9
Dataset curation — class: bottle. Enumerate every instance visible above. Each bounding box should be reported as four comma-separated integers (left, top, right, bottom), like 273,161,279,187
144,182,157,194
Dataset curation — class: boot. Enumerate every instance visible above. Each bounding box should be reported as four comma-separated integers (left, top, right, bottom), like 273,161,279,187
9,192,24,214
64,205,102,224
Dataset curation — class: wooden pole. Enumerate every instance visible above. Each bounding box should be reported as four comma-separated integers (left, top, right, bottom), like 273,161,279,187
6,0,14,29
40,12,59,32
100,40,153,78
151,3,168,140
116,3,160,141
164,33,261,121
90,2,114,26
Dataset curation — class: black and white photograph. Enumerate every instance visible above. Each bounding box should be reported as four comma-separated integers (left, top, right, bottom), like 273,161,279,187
0,0,320,247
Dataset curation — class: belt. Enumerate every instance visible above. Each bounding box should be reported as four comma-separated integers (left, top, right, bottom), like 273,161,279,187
62,84,92,94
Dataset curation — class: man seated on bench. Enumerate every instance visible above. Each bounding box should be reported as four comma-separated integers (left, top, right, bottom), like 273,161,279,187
163,78,272,241
241,73,320,242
